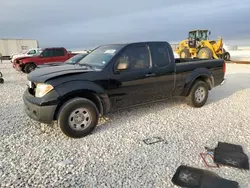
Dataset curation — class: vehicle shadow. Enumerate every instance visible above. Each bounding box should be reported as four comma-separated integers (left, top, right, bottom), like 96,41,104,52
94,97,184,134
95,73,250,134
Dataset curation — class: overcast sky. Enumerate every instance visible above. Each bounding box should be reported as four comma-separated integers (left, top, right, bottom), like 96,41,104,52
0,0,250,50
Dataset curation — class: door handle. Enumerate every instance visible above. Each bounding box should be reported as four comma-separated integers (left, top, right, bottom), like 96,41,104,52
146,73,155,77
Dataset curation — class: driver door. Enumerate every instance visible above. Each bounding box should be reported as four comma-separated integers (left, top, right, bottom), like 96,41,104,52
107,44,158,110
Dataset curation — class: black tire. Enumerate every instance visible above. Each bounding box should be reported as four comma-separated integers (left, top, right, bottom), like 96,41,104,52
180,49,191,58
197,48,213,59
24,63,36,73
223,52,230,61
186,80,209,108
57,98,99,138
0,78,4,84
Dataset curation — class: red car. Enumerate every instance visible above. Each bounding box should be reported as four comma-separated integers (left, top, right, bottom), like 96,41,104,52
12,47,77,73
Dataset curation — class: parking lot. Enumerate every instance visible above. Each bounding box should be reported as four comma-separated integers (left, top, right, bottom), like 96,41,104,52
0,61,250,187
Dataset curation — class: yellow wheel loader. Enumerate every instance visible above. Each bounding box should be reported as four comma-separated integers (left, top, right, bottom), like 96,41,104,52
175,29,230,61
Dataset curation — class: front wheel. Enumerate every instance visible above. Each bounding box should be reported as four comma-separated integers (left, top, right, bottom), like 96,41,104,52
24,63,36,73
186,81,209,107
57,98,99,138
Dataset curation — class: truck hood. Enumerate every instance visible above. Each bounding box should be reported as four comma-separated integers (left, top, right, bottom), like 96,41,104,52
16,55,39,61
13,54,28,58
36,62,64,68
27,64,95,83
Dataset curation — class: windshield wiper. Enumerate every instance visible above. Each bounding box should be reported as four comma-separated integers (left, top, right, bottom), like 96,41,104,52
81,64,94,69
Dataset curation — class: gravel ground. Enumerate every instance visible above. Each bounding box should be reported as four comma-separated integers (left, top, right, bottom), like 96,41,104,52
0,61,250,188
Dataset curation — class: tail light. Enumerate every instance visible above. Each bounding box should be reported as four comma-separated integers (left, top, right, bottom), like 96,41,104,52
223,61,226,74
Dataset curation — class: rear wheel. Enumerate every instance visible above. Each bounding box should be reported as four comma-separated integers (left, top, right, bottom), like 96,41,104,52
57,98,99,138
186,80,209,107
197,48,213,59
24,63,36,73
180,49,191,58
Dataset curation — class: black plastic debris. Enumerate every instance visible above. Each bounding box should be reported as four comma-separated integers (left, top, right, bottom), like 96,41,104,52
214,142,249,170
0,72,4,84
143,137,165,145
172,165,239,188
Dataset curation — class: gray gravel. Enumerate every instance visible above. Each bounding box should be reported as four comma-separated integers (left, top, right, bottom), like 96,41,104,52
0,61,250,188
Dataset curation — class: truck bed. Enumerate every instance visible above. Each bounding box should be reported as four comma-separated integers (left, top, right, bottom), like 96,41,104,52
175,58,225,88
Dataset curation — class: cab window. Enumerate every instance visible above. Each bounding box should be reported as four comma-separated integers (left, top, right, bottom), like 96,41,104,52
115,45,150,72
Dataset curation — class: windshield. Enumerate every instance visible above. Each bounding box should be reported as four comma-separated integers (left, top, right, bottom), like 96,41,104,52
78,45,122,69
65,53,88,64
189,30,208,40
33,49,43,56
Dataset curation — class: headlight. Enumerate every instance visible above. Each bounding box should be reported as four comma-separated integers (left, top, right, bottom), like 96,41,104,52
35,83,53,98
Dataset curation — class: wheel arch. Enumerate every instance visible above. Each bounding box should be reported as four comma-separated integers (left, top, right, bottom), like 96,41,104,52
22,62,37,72
53,89,105,120
181,69,214,96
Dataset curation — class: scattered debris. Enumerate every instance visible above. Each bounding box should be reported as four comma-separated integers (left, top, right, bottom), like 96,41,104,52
200,142,249,170
0,72,4,84
172,165,239,188
57,159,72,167
214,142,249,170
143,137,165,145
200,151,219,168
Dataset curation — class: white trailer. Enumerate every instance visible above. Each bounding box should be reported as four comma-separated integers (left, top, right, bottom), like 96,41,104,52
0,39,39,59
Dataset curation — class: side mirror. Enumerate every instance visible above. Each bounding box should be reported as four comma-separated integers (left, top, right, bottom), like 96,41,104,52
116,62,129,72
209,31,211,35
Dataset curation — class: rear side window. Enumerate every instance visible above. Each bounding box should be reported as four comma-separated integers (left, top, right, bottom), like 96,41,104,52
54,49,65,56
154,44,170,67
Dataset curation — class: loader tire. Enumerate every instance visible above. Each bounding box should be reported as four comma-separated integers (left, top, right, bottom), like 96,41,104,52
223,52,230,61
198,48,213,59
180,49,191,58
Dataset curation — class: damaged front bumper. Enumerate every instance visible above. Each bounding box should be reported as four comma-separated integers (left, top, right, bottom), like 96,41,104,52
13,62,23,71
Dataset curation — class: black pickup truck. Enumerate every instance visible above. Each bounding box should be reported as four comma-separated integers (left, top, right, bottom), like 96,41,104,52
23,41,226,138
